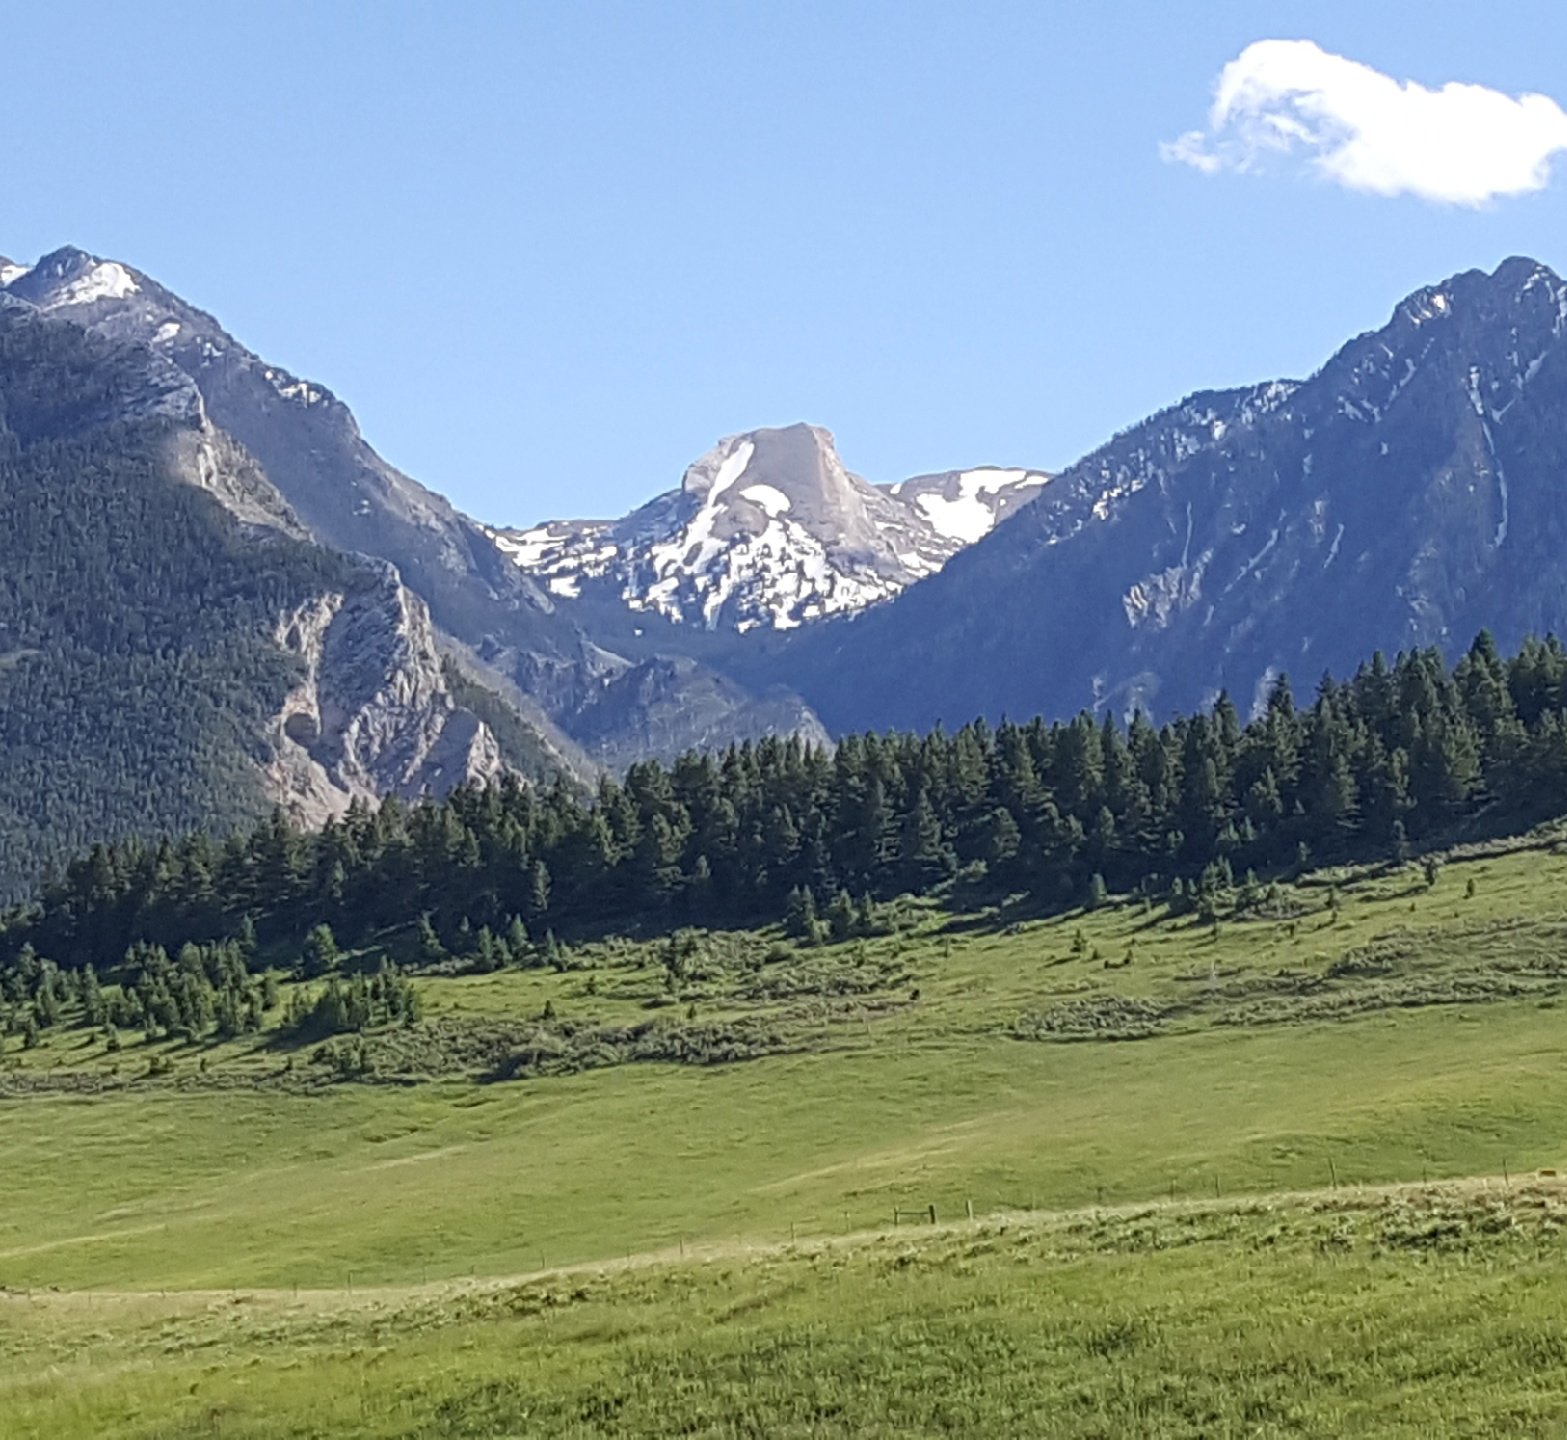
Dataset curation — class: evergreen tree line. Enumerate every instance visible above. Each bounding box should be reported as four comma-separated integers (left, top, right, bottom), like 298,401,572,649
6,631,1567,979
0,927,418,1050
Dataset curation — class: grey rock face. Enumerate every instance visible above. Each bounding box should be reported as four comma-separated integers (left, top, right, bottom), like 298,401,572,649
10,249,545,611
567,653,833,770
494,423,1049,632
268,561,505,823
779,257,1567,734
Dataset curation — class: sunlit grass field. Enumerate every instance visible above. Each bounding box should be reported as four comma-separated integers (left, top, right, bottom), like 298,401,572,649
4,836,1567,1432
7,1180,1567,1438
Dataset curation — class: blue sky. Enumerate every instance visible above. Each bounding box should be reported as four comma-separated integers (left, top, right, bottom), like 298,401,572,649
5,1,1567,524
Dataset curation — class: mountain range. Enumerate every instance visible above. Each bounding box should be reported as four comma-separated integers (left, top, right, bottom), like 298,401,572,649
767,257,1567,733
4,244,1567,894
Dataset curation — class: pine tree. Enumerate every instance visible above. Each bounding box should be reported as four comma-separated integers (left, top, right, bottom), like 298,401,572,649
474,926,502,973
416,912,446,966
505,915,530,963
299,923,339,979
784,885,821,944
826,889,857,942
1086,873,1109,910
527,860,552,923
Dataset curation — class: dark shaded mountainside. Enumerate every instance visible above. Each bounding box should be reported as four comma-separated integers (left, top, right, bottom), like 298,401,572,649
0,287,524,897
769,257,1567,733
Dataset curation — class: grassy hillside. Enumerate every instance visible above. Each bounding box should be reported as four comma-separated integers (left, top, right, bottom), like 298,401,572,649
5,835,1567,1431
6,1180,1567,1438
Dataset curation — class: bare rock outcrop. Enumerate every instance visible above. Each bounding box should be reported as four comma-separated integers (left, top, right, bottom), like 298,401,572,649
268,560,504,823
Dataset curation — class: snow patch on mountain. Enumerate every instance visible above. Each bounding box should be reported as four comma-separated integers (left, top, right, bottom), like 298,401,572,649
895,467,1049,543
0,260,29,288
492,426,1051,633
644,439,756,622
41,260,139,307
741,483,791,516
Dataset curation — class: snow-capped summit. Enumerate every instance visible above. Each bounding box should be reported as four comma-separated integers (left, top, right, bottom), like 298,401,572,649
6,247,140,308
493,424,1049,632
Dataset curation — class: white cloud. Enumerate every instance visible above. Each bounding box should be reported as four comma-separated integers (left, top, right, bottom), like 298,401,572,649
1163,39,1567,206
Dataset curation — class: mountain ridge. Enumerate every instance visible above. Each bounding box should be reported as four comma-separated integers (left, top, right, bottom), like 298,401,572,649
0,295,521,893
2,246,831,768
490,421,1048,633
11,244,1567,788
765,254,1567,733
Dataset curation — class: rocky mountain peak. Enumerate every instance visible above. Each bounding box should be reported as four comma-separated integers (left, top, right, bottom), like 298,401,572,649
493,425,1050,633
683,423,844,498
678,423,879,526
8,243,831,772
6,246,141,309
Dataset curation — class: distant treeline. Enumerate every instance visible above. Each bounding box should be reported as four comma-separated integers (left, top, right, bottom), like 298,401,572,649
6,631,1567,977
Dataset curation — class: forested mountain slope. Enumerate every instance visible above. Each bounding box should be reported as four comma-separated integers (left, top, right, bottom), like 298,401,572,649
772,258,1567,734
2,249,832,766
8,627,1562,976
0,296,513,897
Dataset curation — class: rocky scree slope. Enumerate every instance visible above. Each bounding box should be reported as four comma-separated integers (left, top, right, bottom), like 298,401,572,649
0,280,511,895
492,422,1048,632
771,257,1567,733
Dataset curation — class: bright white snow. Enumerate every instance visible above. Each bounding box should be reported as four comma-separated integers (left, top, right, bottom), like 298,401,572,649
740,483,791,516
644,440,756,622
490,438,1048,633
43,261,139,308
0,262,28,288
913,468,1046,544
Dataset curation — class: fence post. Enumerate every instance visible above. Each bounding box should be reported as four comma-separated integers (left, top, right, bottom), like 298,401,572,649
965,1199,974,1221
928,1204,937,1225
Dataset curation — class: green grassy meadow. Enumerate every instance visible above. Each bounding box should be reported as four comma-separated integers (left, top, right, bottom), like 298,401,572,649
5,838,1567,1432
7,1181,1567,1438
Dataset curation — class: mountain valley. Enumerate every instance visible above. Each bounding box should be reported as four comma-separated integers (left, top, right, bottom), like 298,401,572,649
9,245,1567,1439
